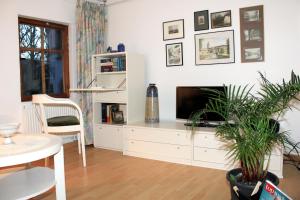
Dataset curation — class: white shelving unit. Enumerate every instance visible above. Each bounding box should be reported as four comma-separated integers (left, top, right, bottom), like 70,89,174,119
91,52,145,151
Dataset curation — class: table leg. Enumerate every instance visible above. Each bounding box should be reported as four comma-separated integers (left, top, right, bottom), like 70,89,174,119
54,146,66,200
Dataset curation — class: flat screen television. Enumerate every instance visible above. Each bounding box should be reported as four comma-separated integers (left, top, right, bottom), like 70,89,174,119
176,86,226,122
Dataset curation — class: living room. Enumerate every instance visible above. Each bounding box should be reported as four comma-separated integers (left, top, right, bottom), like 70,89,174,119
0,0,300,199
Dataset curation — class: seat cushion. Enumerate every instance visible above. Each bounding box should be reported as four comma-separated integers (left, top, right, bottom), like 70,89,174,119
47,116,80,126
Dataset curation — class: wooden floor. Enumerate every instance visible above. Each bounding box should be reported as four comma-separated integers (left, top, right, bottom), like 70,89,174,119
32,142,300,200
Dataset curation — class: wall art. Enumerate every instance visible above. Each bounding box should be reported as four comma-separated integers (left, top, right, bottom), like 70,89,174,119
194,30,235,65
163,19,184,41
240,5,264,62
211,10,232,29
194,10,209,31
166,42,183,66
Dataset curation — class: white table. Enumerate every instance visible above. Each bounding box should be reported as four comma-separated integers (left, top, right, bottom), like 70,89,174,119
0,134,66,200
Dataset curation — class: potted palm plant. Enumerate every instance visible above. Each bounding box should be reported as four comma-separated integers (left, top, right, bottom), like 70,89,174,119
189,71,300,200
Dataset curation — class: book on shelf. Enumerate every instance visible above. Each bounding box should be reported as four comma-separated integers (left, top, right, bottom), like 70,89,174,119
98,57,126,72
101,65,113,72
100,62,114,67
101,103,119,124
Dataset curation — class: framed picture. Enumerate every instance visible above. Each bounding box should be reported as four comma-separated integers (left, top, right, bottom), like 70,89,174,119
194,30,235,65
211,10,232,29
163,19,184,41
240,5,264,62
166,42,183,67
194,10,209,31
112,111,124,124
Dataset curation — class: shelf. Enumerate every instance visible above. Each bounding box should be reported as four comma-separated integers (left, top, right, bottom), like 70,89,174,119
93,52,126,58
0,167,55,200
96,71,126,75
70,87,126,92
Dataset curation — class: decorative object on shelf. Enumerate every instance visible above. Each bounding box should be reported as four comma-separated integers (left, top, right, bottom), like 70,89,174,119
240,5,264,63
194,30,235,65
166,42,183,67
211,10,232,29
194,10,209,31
145,83,159,123
107,46,112,52
163,19,184,41
117,43,125,52
0,123,20,145
112,111,124,124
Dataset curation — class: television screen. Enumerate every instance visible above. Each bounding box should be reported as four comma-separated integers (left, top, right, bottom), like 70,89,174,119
176,86,226,121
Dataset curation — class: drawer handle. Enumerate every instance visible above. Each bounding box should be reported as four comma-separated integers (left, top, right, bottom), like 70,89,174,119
177,146,180,149
204,136,207,139
131,129,134,132
204,150,207,152
131,141,134,144
177,133,180,136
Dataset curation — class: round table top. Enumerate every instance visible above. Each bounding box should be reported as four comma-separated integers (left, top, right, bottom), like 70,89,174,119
0,133,62,167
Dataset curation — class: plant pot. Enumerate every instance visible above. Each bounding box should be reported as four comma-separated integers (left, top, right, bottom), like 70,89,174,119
226,168,279,200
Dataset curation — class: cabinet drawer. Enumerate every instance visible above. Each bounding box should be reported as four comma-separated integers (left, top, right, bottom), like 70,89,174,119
124,127,191,146
94,91,127,103
127,140,191,159
194,134,226,149
194,147,229,164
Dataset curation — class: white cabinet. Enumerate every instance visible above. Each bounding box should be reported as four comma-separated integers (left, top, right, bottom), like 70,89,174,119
91,52,145,151
122,121,283,178
94,124,123,151
192,131,283,177
123,122,192,165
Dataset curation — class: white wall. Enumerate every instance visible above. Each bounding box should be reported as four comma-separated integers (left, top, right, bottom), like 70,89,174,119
0,0,77,129
107,0,300,141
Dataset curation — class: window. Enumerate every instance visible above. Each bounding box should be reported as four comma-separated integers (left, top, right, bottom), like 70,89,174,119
18,17,69,101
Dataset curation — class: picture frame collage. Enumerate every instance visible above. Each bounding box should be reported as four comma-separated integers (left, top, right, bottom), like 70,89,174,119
162,5,264,66
163,19,184,67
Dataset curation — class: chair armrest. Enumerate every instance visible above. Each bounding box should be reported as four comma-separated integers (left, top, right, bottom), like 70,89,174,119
32,94,84,123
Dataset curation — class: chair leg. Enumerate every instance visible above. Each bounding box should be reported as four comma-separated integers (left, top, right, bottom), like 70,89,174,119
77,132,82,154
80,128,86,167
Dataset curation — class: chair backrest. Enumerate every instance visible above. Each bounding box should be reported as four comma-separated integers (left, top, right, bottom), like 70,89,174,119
32,94,83,134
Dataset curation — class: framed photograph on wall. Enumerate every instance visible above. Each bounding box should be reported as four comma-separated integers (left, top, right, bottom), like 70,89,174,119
211,10,232,29
240,5,264,62
163,19,184,41
194,10,209,31
194,30,235,65
166,42,183,66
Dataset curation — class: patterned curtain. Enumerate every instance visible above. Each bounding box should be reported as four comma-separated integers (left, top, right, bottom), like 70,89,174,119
76,0,106,144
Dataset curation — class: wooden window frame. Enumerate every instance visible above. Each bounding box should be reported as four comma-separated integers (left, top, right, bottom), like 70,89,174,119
18,17,70,101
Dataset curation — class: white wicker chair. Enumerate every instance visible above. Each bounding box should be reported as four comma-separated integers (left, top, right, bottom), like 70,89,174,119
32,94,86,167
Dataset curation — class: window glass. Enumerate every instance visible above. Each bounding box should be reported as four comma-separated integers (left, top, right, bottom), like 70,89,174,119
18,17,69,101
45,53,63,94
20,51,42,96
19,24,41,48
44,28,62,49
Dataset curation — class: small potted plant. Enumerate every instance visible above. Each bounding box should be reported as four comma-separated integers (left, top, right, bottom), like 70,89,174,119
189,71,300,200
